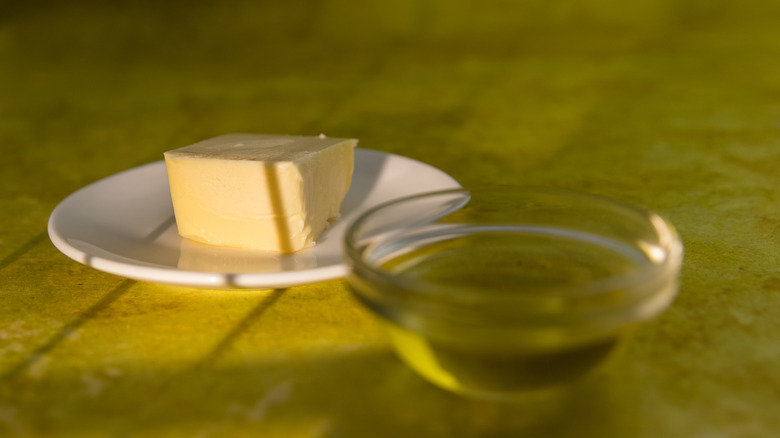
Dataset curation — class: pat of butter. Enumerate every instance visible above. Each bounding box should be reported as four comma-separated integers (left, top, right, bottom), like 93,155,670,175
164,133,357,253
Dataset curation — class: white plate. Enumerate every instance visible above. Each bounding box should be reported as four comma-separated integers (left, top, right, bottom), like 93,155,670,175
48,149,461,289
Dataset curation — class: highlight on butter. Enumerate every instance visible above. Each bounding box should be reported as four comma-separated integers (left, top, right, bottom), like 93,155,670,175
164,133,357,253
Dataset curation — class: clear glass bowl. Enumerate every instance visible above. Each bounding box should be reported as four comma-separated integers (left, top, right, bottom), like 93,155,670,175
344,187,683,401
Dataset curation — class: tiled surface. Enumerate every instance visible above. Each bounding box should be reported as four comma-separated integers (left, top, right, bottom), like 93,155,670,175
2,1,780,436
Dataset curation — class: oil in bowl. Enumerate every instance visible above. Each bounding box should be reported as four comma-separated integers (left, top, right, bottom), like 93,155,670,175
344,188,682,401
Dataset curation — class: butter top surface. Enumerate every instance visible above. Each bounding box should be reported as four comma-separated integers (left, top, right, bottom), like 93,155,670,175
164,133,357,162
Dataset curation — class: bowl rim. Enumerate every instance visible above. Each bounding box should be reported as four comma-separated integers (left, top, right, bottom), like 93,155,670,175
343,186,683,319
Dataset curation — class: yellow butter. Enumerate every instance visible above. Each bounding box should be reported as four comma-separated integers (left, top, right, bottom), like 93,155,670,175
164,133,356,252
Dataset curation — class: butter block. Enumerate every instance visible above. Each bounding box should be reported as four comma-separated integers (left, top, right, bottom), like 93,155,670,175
164,133,357,253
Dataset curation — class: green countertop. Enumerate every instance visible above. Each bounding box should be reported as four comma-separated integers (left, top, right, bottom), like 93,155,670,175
2,1,780,436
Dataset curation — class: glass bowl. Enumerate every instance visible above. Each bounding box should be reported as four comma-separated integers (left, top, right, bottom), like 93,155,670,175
343,187,683,401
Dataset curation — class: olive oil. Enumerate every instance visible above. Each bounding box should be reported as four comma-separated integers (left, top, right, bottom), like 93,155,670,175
382,321,630,398
375,229,644,398
380,229,643,291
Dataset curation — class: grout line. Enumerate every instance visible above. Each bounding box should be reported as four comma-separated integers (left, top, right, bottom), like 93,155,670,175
0,232,47,272
2,279,135,381
115,288,287,436
194,288,287,370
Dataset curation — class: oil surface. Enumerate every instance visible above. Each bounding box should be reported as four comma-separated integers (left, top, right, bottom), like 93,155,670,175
381,228,644,291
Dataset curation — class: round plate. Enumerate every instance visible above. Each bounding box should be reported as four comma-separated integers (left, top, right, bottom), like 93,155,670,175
48,149,461,289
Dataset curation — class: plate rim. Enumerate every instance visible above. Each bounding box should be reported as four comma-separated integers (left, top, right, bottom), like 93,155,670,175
47,149,460,289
